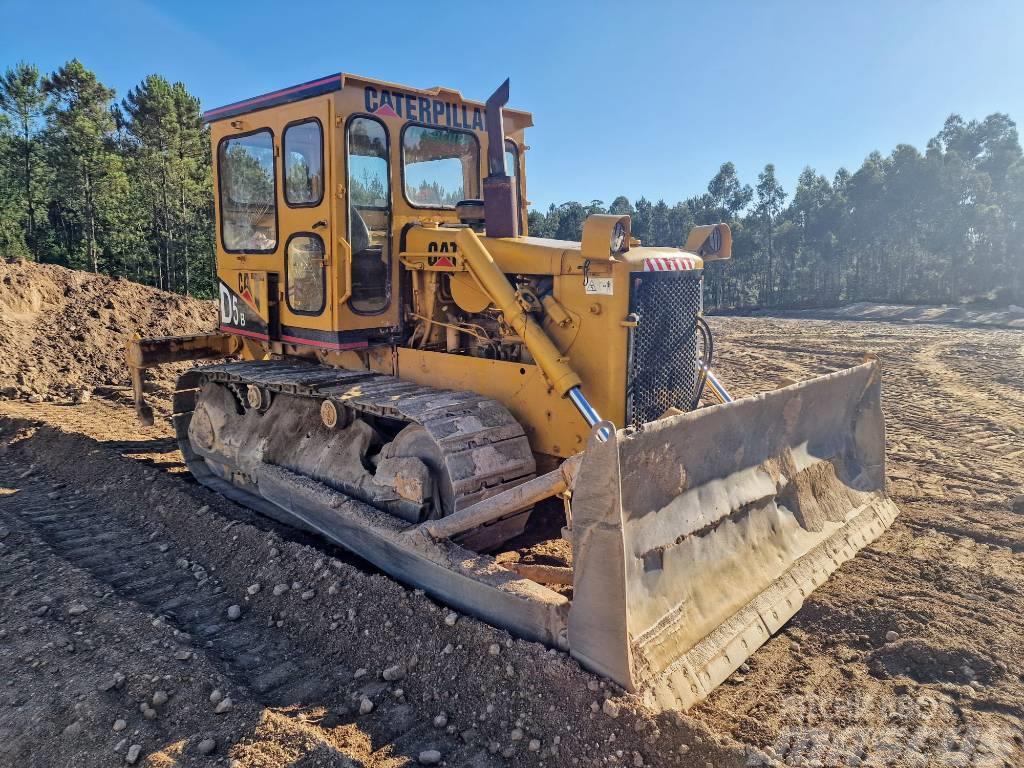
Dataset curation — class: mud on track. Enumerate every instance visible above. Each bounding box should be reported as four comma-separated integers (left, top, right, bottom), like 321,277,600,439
0,312,1022,767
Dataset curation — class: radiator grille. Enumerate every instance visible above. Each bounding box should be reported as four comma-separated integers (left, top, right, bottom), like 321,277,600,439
626,270,703,427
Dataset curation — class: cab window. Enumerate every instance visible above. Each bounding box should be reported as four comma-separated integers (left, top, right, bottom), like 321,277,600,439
218,130,277,252
286,234,326,314
347,116,391,314
402,126,479,208
283,120,323,206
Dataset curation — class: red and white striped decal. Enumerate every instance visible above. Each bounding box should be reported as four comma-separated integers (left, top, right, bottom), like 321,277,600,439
642,256,697,272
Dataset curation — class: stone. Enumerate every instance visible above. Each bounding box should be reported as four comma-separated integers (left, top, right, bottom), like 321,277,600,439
142,706,157,720
354,668,367,679
790,641,801,653
113,719,127,732
358,696,374,715
99,672,126,692
209,689,223,704
444,612,458,626
67,603,88,616
114,738,128,753
174,650,192,661
433,712,448,728
226,605,242,621
125,744,142,764
197,737,216,755
301,590,316,601
602,699,620,718
247,583,261,595
529,739,541,752
1011,495,1024,514
152,690,169,706
214,697,233,714
488,643,501,656
885,630,900,643
382,664,405,682
63,720,83,737
418,749,442,765
632,752,644,766
273,584,289,596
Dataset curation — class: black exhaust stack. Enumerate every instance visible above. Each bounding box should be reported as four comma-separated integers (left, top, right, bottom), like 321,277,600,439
482,79,518,238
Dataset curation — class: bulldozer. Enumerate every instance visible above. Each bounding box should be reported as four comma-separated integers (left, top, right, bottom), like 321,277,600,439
127,73,898,710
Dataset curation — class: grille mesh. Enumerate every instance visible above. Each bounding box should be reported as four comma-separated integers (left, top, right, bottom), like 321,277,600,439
627,271,703,427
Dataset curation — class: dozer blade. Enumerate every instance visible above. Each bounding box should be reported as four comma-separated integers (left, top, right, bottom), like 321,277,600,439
567,359,898,710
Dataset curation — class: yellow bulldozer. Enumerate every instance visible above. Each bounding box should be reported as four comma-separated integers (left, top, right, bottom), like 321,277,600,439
127,73,898,710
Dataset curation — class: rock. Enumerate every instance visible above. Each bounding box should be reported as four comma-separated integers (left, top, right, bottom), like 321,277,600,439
358,696,374,715
632,752,644,766
885,630,900,643
488,643,501,656
152,690,168,706
67,603,88,616
99,672,126,692
444,611,458,626
273,583,289,596
301,589,316,601
354,668,367,679
209,689,223,704
602,699,621,718
214,697,233,714
174,650,192,661
382,664,405,682
678,744,690,754
433,712,448,728
125,744,142,764
1011,495,1024,514
529,739,541,752
62,720,83,737
0,527,8,539
418,749,442,765
197,737,216,755
247,583,261,595
226,605,242,621
790,641,801,653
510,727,524,741
142,706,157,720
113,719,127,732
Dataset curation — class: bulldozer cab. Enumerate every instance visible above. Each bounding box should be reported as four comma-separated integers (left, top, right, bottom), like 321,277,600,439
205,73,532,349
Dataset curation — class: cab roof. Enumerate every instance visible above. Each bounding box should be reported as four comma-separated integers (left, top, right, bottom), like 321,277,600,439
202,72,534,127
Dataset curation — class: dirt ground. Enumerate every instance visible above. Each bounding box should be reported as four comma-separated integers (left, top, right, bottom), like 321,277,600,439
1,261,1023,767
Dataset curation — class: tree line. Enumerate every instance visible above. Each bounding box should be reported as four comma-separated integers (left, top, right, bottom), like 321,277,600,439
531,115,1023,308
2,59,1021,307
0,60,213,296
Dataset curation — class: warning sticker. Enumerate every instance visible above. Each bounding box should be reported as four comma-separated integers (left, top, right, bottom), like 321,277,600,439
584,277,614,295
642,256,697,272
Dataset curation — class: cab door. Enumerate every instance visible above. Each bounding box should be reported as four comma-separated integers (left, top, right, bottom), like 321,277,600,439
271,99,333,342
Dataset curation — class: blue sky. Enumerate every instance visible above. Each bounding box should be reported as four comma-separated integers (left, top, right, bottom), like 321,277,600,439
2,0,1022,210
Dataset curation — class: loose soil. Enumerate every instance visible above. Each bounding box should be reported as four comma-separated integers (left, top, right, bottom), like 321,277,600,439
1,260,1022,767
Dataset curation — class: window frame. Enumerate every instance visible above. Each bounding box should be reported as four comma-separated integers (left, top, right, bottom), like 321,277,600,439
504,138,524,234
282,117,325,209
399,122,481,210
284,231,327,316
217,127,279,255
345,113,393,316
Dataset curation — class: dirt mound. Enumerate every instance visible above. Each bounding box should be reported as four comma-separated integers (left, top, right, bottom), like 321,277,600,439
0,259,214,401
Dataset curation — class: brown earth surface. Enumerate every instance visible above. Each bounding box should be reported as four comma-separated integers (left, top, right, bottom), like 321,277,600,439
1,260,1023,767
